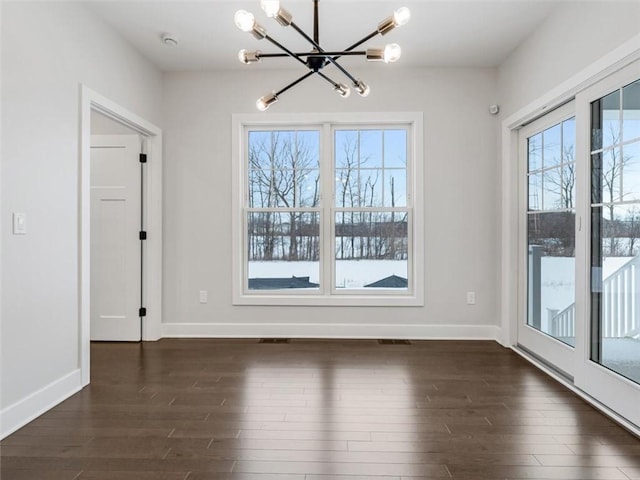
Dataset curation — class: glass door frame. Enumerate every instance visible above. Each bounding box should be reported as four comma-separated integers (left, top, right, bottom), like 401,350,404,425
517,101,577,378
503,41,640,435
574,61,640,427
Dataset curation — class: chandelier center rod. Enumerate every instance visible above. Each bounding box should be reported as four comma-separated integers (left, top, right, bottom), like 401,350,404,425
313,0,319,44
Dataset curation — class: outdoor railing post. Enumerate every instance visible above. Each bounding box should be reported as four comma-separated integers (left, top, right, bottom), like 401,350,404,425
529,245,542,330
548,308,559,337
634,259,640,336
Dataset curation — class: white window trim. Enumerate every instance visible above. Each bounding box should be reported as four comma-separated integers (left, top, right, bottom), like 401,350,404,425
231,112,424,306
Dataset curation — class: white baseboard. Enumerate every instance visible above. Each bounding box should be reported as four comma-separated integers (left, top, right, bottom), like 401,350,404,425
161,322,501,341
0,369,82,440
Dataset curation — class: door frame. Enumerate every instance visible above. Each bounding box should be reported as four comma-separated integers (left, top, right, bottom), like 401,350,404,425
79,85,163,386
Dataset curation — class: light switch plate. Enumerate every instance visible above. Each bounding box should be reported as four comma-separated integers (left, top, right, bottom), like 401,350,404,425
13,213,27,235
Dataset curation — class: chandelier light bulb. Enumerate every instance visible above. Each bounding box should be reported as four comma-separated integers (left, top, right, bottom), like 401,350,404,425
334,83,351,98
378,6,410,35
383,43,402,63
354,80,370,97
260,0,281,17
256,93,278,111
238,49,261,64
261,0,293,26
393,7,411,27
366,44,402,63
234,10,255,32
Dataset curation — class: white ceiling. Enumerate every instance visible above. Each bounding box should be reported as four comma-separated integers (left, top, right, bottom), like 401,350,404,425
85,0,558,72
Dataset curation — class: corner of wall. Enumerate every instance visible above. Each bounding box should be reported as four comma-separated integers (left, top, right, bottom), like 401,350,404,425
0,369,82,440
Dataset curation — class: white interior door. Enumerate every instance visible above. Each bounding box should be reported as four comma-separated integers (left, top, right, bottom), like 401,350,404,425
90,135,142,341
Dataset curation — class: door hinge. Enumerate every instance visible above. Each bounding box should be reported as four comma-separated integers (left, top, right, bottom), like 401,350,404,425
139,231,147,240
139,307,147,317
139,153,147,164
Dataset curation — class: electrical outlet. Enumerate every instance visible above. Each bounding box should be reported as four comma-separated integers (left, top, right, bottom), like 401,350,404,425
199,290,208,304
466,291,476,305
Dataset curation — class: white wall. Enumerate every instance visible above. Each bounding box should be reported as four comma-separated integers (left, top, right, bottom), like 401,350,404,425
0,1,163,437
162,67,500,338
498,1,640,118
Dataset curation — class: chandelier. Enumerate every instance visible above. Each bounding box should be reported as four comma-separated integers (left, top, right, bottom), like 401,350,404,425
235,0,411,110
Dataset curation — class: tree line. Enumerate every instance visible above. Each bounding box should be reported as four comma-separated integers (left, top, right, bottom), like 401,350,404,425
248,131,408,262
529,129,640,257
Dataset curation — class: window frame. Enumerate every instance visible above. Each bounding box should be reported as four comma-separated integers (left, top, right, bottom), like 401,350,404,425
232,112,424,306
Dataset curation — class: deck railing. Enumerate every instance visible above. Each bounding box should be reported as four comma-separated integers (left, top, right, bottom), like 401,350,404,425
550,255,640,338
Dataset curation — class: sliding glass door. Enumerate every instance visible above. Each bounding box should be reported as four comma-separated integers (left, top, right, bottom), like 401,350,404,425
574,63,640,426
590,79,640,385
519,59,640,427
519,103,576,376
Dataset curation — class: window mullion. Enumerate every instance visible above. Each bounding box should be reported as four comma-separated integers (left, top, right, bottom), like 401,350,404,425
322,122,333,295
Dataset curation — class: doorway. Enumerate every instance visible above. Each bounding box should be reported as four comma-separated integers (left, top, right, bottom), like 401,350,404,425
80,86,163,385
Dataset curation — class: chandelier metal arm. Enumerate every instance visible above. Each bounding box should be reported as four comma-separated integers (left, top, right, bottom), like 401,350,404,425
276,70,347,97
344,30,380,53
325,30,379,66
288,21,358,83
275,71,316,97
315,71,343,90
322,57,357,83
264,34,308,68
258,51,366,59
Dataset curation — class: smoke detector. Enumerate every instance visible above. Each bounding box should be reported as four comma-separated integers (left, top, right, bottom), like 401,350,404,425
161,33,179,47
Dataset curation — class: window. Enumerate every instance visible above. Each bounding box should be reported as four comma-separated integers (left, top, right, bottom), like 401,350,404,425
232,113,424,306
247,129,321,291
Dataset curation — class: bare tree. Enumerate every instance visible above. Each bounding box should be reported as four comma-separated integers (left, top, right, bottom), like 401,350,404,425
598,127,633,256
333,131,409,261
248,131,319,261
626,207,640,256
336,133,359,259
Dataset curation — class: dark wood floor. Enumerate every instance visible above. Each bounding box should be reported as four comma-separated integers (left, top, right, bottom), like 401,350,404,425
2,339,640,480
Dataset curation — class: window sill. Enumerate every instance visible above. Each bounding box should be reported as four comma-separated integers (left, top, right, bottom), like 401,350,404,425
232,293,424,307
